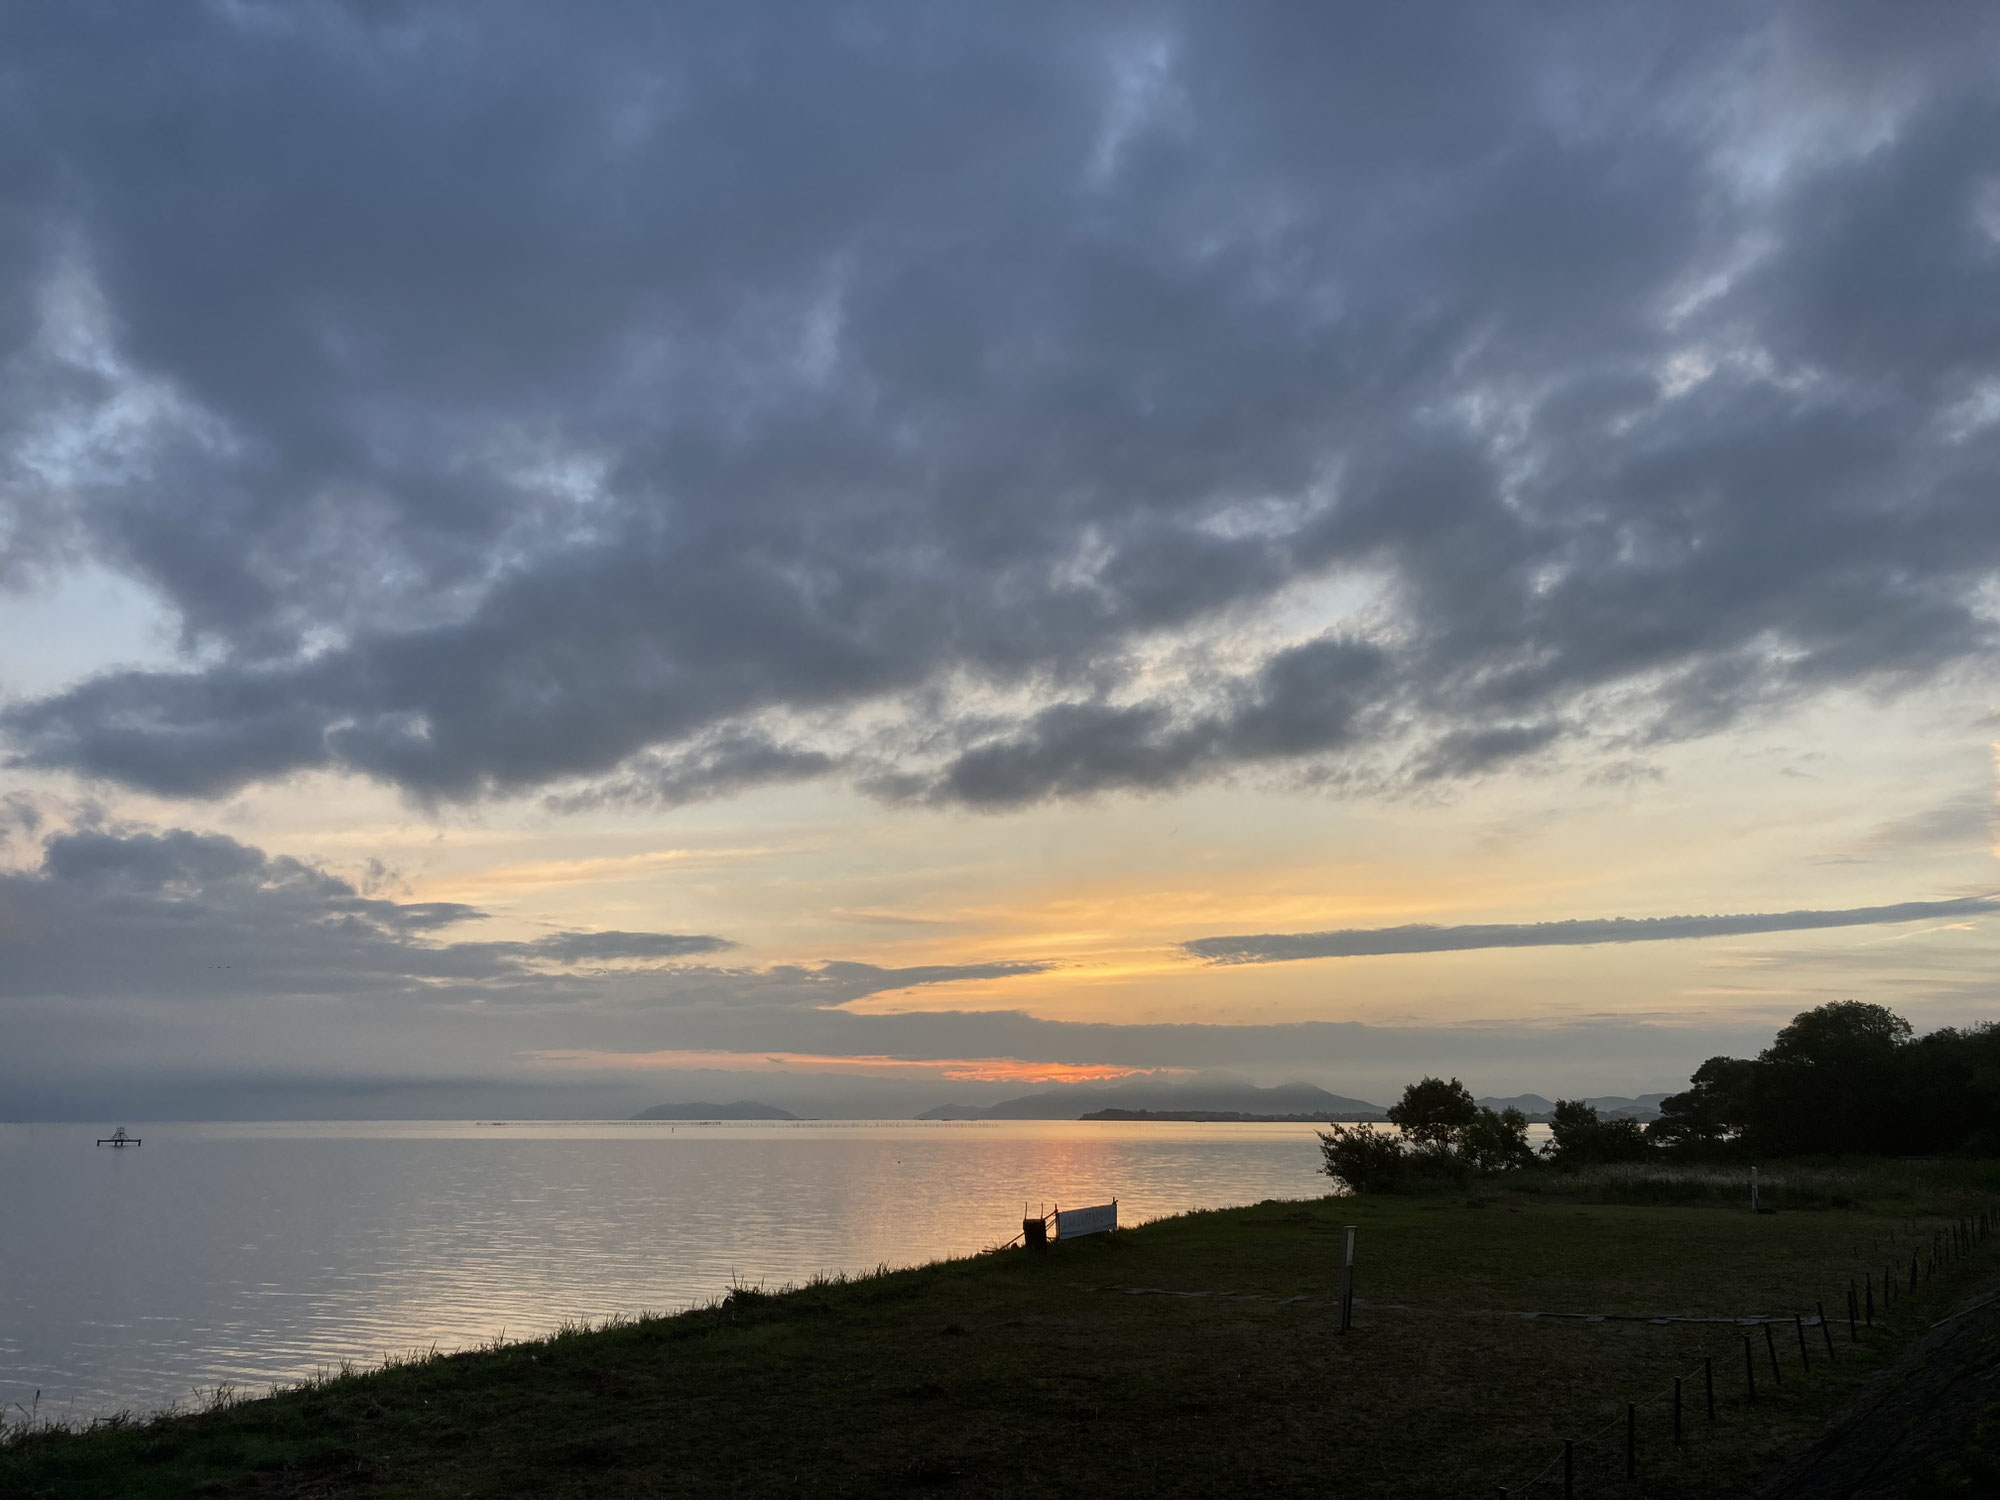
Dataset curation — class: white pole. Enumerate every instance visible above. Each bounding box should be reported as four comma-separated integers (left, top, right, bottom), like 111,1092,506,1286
1338,1225,1357,1333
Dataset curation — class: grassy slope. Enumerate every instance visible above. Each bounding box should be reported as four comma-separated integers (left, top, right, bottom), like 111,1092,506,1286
4,1168,1998,1499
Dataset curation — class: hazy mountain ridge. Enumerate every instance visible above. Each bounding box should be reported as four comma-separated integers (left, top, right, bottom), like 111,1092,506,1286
919,1083,1673,1122
1477,1093,1671,1121
919,1080,1385,1121
631,1101,800,1120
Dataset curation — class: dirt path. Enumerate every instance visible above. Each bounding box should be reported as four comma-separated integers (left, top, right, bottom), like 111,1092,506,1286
1759,1268,2000,1498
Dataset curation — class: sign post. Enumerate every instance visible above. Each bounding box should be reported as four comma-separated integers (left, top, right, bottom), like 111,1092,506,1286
1338,1225,1357,1333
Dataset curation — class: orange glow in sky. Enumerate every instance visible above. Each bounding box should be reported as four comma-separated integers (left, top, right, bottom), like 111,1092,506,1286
527,1049,1188,1085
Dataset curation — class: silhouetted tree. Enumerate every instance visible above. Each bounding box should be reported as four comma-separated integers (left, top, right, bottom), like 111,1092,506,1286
1319,1079,1534,1191
1545,1100,1649,1167
1646,1056,1755,1155
1386,1076,1478,1149
1650,1002,2000,1158
1316,1123,1418,1194
1458,1104,1536,1172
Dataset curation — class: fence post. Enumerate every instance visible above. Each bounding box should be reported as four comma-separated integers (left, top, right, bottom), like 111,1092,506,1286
1848,1284,1858,1343
1674,1377,1683,1446
1818,1301,1836,1361
1705,1356,1714,1420
1342,1223,1359,1322
1744,1334,1756,1403
1750,1166,1759,1213
1865,1273,1874,1326
1563,1439,1573,1500
1765,1322,1782,1385
1795,1313,1810,1372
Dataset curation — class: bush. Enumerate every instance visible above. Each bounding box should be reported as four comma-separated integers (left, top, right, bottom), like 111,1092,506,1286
1459,1105,1536,1172
1317,1123,1414,1194
1318,1083,1536,1192
1545,1100,1651,1168
1386,1076,1479,1150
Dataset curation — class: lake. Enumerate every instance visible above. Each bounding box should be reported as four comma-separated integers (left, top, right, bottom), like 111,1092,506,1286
0,1118,1331,1424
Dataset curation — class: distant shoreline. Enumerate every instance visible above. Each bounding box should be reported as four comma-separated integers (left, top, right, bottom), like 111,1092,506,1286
1078,1108,1386,1123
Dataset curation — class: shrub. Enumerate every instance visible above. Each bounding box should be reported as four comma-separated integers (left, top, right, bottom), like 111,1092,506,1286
1317,1123,1412,1194
1459,1105,1536,1172
1545,1100,1651,1168
1386,1076,1479,1150
1319,1088,1536,1192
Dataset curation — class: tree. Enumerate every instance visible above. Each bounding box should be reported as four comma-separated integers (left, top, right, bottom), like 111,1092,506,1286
1648,1056,1755,1155
1544,1100,1650,1168
1649,1002,2000,1159
1319,1080,1535,1192
1458,1105,1536,1172
1894,1023,2000,1156
1386,1076,1478,1150
1755,1001,1911,1156
1317,1123,1415,1194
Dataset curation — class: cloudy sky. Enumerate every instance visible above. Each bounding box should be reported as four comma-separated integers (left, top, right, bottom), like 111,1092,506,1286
3,1,1998,1118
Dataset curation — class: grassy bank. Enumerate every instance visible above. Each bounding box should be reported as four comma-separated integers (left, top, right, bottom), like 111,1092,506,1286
5,1163,1999,1498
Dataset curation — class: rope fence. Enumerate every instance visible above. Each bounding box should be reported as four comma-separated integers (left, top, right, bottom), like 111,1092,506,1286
1487,1203,1995,1497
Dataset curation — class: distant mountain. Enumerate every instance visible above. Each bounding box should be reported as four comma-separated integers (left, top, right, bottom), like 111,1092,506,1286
1079,1109,1340,1123
631,1101,799,1120
918,1080,1384,1121
1477,1093,1671,1122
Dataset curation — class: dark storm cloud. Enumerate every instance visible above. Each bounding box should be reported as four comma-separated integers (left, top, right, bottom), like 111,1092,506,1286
2,3,2000,804
1184,896,2000,965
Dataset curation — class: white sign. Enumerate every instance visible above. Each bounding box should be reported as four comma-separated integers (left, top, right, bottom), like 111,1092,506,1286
1056,1201,1117,1239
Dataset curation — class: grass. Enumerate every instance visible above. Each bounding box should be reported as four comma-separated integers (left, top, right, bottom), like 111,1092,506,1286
4,1159,1998,1498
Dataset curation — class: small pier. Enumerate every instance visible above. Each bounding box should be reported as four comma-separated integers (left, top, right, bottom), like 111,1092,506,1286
95,1127,142,1148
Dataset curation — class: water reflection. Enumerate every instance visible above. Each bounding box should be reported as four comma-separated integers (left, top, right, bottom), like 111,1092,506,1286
0,1119,1328,1421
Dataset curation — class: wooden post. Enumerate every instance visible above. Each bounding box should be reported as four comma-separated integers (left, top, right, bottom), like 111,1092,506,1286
1674,1377,1683,1446
1705,1356,1714,1420
1750,1166,1759,1213
1818,1301,1835,1361
1764,1322,1782,1385
1795,1313,1810,1372
1626,1401,1636,1480
1744,1334,1756,1402
1337,1225,1356,1334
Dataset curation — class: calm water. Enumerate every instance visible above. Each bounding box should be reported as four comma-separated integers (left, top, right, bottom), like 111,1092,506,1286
0,1119,1329,1423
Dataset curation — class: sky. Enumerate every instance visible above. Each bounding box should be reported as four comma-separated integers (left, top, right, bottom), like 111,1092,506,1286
2,1,1998,1119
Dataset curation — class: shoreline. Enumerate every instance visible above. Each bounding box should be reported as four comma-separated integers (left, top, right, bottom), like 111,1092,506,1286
8,1164,1998,1496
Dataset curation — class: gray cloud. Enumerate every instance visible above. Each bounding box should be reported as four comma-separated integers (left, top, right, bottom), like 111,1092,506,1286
0,4,1997,806
1184,896,2000,965
4,823,1997,1115
0,824,738,1002
0,822,1054,1020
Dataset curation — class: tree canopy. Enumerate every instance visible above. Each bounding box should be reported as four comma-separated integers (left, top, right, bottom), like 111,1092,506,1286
1650,1002,1998,1157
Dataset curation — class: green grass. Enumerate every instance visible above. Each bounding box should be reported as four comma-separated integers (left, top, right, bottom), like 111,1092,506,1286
5,1161,1998,1498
